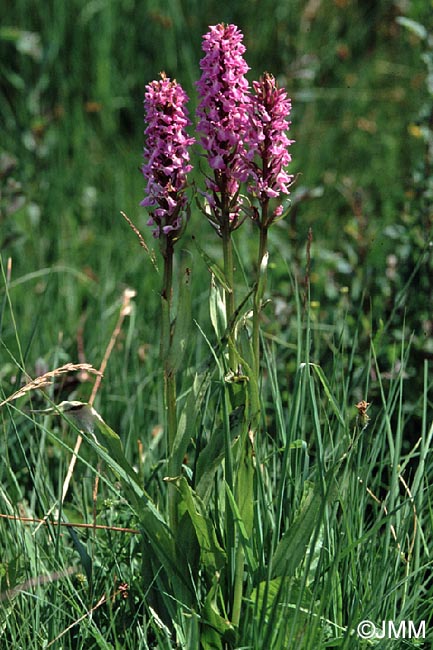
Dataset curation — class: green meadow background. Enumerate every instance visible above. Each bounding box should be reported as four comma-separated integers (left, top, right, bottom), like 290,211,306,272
1,0,432,648
1,0,431,368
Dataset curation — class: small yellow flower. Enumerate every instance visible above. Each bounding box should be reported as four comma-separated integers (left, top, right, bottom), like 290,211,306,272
408,124,422,138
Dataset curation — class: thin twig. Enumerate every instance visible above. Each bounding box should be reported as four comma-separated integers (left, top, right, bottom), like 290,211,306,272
359,475,417,564
0,512,140,534
47,593,107,647
120,210,158,270
89,288,136,405
46,579,129,647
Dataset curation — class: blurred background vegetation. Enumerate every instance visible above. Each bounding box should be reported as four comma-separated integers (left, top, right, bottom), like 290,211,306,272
1,3,433,646
0,0,432,419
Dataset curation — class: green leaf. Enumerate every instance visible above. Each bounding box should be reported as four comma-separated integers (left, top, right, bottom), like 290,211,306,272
88,417,186,581
272,482,326,579
235,438,255,539
201,574,236,649
66,525,92,584
195,423,226,503
170,370,209,480
44,402,193,597
225,483,257,573
192,238,232,293
209,273,227,339
309,363,346,428
176,477,226,574
184,610,200,649
250,577,316,647
195,405,245,504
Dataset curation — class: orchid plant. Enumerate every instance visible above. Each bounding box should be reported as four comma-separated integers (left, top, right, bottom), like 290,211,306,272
141,71,194,468
139,21,294,647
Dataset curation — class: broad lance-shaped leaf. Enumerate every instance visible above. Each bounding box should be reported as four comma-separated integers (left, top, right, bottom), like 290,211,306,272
176,476,226,574
38,401,192,594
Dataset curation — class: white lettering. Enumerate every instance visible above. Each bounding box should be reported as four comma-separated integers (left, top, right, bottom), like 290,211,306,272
407,620,426,639
387,620,406,638
356,619,426,640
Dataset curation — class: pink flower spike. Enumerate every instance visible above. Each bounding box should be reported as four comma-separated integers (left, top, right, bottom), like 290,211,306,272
196,23,250,233
241,72,294,226
141,72,195,240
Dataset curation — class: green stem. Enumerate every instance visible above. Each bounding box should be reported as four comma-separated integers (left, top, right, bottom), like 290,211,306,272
222,385,235,599
219,189,243,623
252,222,268,382
162,240,176,451
232,214,270,626
161,238,178,529
221,200,236,371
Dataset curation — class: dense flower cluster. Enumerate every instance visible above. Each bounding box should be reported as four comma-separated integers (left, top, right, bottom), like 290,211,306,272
141,73,195,239
242,72,293,223
141,27,294,239
196,23,250,231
